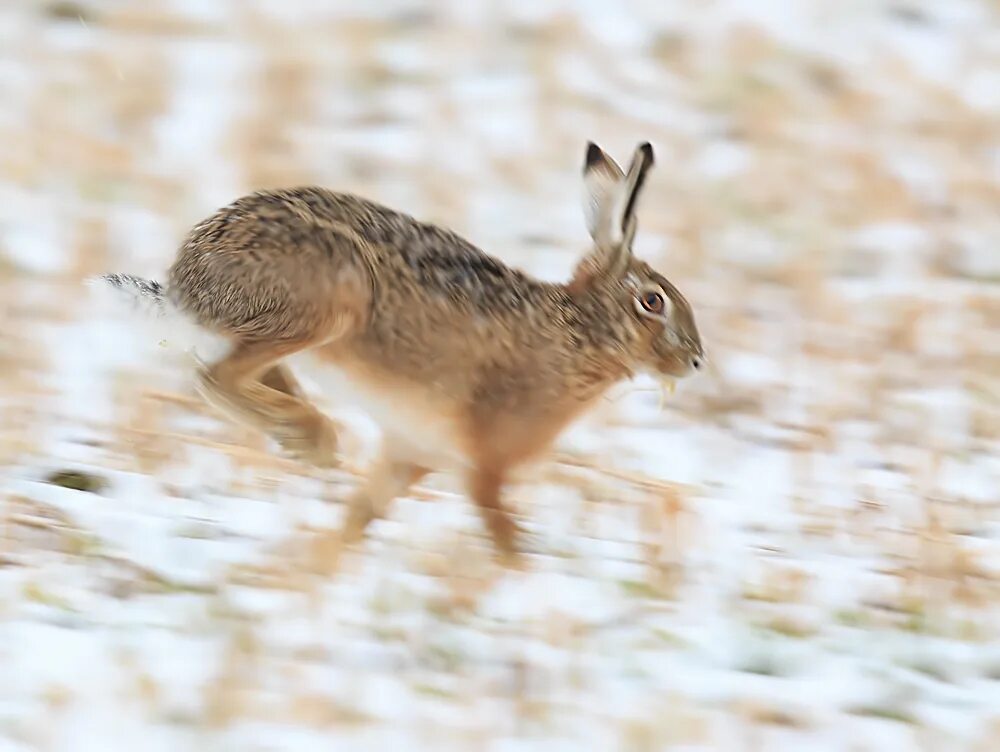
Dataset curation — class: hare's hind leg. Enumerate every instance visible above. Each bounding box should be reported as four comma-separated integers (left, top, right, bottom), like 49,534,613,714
260,363,306,399
197,339,339,467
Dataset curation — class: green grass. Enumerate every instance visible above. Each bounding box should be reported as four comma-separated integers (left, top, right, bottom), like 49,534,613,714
834,608,870,628
44,469,108,494
22,581,75,611
738,654,786,677
846,703,916,724
619,579,670,600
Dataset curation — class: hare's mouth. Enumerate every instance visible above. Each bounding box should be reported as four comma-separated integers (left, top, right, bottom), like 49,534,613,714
653,376,677,410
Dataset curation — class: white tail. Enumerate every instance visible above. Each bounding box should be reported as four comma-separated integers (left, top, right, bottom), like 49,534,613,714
91,273,168,318
88,273,230,364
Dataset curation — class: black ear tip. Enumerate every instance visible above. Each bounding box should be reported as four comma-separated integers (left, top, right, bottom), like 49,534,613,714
638,141,655,165
585,141,604,168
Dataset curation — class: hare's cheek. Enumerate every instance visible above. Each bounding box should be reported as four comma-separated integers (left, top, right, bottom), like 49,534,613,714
639,321,663,353
644,330,666,362
661,326,681,349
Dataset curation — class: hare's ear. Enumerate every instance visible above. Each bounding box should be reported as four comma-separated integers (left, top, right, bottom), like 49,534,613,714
620,142,655,244
582,141,626,246
577,141,655,285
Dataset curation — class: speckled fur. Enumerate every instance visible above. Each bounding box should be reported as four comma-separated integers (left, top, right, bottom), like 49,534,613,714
106,142,703,563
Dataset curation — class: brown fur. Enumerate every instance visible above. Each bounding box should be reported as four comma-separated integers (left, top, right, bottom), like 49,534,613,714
119,142,703,562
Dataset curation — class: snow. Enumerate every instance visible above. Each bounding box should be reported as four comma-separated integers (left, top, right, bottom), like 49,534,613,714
1,0,999,749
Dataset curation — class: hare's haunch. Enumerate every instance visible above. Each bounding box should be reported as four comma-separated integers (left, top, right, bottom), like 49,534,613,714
99,142,703,564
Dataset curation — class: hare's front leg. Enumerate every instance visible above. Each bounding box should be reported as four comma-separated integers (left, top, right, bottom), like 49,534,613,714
307,448,428,575
196,340,339,467
342,450,429,542
468,467,522,565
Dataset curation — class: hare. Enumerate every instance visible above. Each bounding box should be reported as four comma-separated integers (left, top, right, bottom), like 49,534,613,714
98,141,703,563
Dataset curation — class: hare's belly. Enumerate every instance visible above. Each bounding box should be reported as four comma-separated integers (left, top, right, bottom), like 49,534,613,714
290,353,469,468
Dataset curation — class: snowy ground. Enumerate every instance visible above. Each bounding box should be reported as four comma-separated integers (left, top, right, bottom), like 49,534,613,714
2,0,1000,749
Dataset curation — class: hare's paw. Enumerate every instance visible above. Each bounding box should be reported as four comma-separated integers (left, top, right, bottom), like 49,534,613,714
303,527,351,576
340,495,378,544
496,545,530,572
276,412,340,468
481,509,529,567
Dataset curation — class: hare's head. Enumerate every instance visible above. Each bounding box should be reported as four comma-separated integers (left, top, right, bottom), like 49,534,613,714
572,141,704,380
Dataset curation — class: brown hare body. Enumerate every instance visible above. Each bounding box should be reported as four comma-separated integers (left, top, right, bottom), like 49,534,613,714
101,142,703,562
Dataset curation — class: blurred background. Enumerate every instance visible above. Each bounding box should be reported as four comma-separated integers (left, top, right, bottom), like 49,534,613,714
1,0,999,749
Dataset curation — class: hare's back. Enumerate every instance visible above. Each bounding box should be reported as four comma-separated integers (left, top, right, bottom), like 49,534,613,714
167,185,554,342
275,188,546,314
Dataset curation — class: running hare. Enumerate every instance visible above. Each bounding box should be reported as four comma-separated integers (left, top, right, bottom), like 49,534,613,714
99,141,703,562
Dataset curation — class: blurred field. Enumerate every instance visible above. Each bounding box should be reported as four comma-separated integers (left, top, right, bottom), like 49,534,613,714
1,0,1000,750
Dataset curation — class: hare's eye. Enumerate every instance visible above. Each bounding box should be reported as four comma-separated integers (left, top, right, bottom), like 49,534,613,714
640,291,665,314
